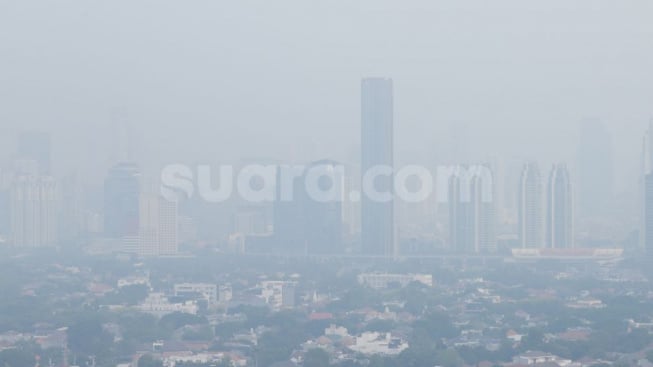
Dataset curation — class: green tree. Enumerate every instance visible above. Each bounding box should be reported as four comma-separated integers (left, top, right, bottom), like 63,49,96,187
103,284,149,306
647,349,653,363
159,312,207,333
304,348,330,367
67,318,113,360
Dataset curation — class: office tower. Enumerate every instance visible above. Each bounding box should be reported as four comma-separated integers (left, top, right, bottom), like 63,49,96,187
341,172,360,237
59,174,84,244
643,121,653,175
642,122,653,252
17,132,51,175
577,119,613,217
645,172,653,255
0,170,11,238
273,166,306,254
273,161,343,255
104,163,140,238
448,165,496,253
303,160,343,255
519,162,543,248
546,164,573,248
361,78,394,256
10,175,58,247
233,206,269,236
135,194,178,256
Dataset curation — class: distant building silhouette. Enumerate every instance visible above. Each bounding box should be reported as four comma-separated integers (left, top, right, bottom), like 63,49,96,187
448,165,496,253
59,174,84,244
361,78,394,257
642,122,653,253
519,162,544,248
10,175,58,247
303,161,343,255
104,163,140,238
130,193,178,256
546,164,573,248
273,161,343,255
273,166,306,254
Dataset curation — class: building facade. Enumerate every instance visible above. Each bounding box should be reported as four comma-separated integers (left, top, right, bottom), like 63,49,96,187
104,163,140,238
546,164,573,249
519,162,544,248
448,165,496,253
10,175,58,247
361,78,394,257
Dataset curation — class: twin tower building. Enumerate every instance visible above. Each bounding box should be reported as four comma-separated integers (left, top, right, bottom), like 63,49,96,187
519,163,574,249
363,78,575,255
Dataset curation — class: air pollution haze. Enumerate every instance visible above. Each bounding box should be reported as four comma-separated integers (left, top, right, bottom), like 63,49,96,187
1,1,653,367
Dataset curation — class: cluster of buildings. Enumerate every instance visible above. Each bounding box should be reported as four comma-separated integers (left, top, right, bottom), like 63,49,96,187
2,246,653,367
356,272,433,290
3,79,653,260
0,133,180,256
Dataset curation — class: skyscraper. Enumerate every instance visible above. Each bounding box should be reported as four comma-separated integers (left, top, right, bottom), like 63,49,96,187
546,164,573,248
577,119,613,218
10,175,58,247
303,160,343,255
133,193,178,256
519,162,543,248
448,165,496,253
644,173,653,256
273,165,307,254
59,173,84,244
273,161,343,255
642,122,653,253
361,78,394,257
104,163,140,238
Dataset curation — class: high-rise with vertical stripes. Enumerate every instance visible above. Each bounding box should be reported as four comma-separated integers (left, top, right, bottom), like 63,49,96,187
519,162,544,248
546,164,573,248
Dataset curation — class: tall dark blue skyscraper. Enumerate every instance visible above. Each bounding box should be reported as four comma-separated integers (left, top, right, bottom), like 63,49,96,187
361,78,394,257
104,163,140,238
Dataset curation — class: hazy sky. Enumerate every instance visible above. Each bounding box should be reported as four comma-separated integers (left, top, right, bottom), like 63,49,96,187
1,0,652,191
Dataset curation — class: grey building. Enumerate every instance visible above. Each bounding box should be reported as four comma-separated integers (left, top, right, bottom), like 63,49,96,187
104,163,140,238
448,165,496,253
546,164,573,248
361,78,394,257
273,160,343,255
519,162,544,248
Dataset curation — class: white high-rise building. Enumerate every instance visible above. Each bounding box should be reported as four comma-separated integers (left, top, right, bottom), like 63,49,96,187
546,164,573,249
10,175,58,247
448,165,496,253
519,162,544,248
129,194,178,256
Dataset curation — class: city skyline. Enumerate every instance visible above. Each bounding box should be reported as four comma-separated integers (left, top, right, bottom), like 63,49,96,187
2,2,653,367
